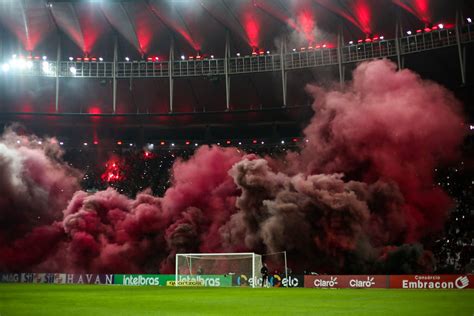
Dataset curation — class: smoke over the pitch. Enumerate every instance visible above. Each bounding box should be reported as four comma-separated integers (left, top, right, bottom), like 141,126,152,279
0,60,466,274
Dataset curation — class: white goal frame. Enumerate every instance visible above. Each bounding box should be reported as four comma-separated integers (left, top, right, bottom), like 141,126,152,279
175,252,261,288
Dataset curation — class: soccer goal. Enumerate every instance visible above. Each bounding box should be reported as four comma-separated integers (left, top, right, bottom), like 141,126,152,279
175,253,263,287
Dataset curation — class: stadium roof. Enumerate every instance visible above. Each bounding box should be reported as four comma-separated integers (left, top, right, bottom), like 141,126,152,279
0,0,469,59
0,0,472,143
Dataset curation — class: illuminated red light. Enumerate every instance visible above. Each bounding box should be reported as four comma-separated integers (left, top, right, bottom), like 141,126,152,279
93,141,99,145
34,56,40,60
365,38,372,42
252,139,257,144
292,138,298,142
373,36,379,40
147,57,153,61
185,141,190,145
357,39,363,43
431,26,438,30
258,50,264,55
117,141,122,145
308,46,313,50
189,56,194,60
226,140,231,144
84,57,90,62
416,29,422,33
316,45,321,49
252,51,257,56
76,58,82,61
424,27,431,32
160,141,165,145
196,55,201,59
91,58,97,61
300,47,306,51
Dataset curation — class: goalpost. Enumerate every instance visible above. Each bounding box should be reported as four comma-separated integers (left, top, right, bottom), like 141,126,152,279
175,253,263,288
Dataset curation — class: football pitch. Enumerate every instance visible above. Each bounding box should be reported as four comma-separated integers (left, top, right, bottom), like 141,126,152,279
0,284,473,316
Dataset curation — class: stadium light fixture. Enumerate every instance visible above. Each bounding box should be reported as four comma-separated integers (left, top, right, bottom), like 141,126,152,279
171,143,175,147
37,141,42,145
438,24,444,29
407,30,412,35
83,142,88,146
69,66,77,75
99,57,104,62
194,143,198,147
180,55,185,60
292,48,296,52
349,41,354,45
42,56,47,60
210,55,214,59
380,36,384,40
69,57,74,61
125,57,130,61
238,142,242,145
468,18,472,23
281,140,285,144
59,141,64,146
266,50,270,54
236,53,240,57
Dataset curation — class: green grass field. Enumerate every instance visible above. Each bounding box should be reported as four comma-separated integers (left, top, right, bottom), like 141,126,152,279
0,284,473,316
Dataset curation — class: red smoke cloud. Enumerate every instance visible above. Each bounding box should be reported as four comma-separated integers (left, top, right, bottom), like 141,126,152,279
0,60,466,274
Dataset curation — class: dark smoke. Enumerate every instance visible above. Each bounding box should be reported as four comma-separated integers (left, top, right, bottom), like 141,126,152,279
0,60,466,274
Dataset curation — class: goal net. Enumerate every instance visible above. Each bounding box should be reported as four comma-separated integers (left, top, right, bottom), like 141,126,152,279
175,253,263,287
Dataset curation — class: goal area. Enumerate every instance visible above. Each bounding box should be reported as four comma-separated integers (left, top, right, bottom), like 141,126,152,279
175,253,262,287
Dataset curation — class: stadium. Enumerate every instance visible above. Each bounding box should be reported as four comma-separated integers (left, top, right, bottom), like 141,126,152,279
0,0,473,314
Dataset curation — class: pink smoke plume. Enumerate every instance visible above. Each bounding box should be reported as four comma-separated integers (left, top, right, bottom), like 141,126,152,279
0,60,466,274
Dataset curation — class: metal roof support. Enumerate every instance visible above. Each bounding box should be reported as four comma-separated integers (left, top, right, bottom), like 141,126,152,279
55,36,61,113
337,26,344,87
225,30,230,111
455,10,466,85
395,20,402,70
169,37,174,113
113,35,118,114
280,39,287,107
